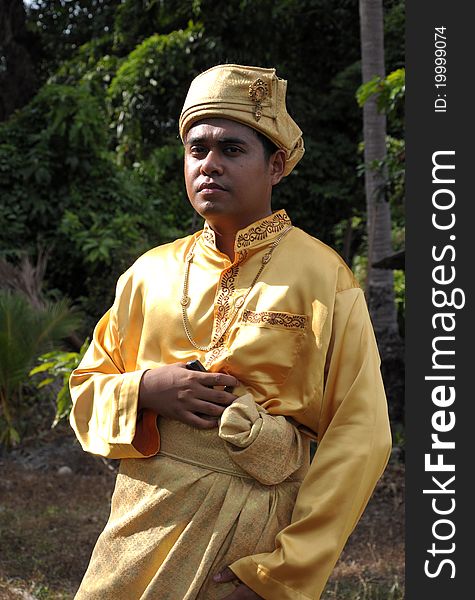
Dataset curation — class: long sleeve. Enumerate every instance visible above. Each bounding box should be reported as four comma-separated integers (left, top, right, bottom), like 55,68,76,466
230,287,392,599
69,270,160,459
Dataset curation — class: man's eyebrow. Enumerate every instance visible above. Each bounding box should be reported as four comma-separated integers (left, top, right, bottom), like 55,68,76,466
185,135,249,146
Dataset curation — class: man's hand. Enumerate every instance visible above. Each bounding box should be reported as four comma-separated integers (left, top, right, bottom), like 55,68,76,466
138,363,239,429
214,568,263,599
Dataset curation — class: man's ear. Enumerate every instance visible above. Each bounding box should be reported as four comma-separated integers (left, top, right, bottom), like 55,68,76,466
270,149,286,186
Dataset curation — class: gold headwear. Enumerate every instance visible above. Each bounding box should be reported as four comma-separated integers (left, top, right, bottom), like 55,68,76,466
179,64,305,177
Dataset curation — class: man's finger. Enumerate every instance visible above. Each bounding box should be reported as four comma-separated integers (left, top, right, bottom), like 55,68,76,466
193,399,227,417
197,386,237,405
194,371,240,389
214,569,263,599
186,412,219,429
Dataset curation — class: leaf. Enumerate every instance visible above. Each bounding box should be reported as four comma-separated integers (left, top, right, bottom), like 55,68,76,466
52,385,73,427
29,362,56,376
356,69,405,115
0,290,81,447
11,427,20,444
356,76,382,107
37,377,54,389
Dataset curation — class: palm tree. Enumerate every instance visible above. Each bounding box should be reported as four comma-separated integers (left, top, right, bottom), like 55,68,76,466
0,290,80,446
358,0,404,423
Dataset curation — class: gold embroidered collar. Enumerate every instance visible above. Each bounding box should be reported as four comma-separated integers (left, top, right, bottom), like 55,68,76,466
200,210,292,254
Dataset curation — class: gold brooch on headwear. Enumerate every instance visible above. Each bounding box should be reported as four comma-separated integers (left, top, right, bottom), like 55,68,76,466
249,78,269,122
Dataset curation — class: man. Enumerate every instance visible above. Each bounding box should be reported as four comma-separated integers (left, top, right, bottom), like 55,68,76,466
70,64,392,600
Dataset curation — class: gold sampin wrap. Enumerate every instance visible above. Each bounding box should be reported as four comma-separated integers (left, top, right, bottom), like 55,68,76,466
179,64,305,177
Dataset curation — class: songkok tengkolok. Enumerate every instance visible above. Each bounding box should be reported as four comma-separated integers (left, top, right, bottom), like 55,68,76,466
179,64,305,177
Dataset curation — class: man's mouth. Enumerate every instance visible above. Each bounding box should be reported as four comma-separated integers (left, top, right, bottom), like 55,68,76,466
197,181,226,192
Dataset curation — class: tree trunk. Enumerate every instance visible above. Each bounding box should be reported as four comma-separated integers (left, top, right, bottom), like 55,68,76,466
0,0,38,121
359,0,404,425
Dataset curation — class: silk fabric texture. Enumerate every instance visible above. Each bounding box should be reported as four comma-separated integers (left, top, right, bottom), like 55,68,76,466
70,210,392,600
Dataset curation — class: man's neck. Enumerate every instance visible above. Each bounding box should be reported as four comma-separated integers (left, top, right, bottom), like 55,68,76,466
206,210,274,261
213,229,236,261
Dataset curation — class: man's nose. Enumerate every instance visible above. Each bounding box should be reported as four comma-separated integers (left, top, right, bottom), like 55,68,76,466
200,150,224,176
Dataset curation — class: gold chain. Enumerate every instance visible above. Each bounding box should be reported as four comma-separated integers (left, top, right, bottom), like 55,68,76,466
181,225,293,352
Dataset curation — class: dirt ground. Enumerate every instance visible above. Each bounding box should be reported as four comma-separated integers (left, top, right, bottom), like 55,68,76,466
0,426,404,600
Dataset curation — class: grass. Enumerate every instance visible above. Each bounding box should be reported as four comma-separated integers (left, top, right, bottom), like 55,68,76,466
322,577,404,599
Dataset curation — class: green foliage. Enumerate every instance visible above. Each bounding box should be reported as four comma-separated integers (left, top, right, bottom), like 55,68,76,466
352,253,369,291
108,22,217,163
0,79,189,322
25,0,123,81
356,68,405,117
111,0,202,53
60,210,143,265
357,134,405,237
384,0,405,72
355,66,406,258
323,576,404,600
7,0,405,337
52,36,120,94
273,134,364,250
30,338,90,427
331,215,366,267
40,83,108,157
393,269,405,336
0,82,110,258
355,65,405,333
384,136,405,217
0,291,81,446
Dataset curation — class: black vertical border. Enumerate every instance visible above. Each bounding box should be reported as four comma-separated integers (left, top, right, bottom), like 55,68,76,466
406,2,474,598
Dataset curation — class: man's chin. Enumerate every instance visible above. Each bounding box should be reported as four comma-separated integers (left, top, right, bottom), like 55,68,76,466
192,199,230,217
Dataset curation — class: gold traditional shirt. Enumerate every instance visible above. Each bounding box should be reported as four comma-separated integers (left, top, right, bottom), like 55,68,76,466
70,209,392,599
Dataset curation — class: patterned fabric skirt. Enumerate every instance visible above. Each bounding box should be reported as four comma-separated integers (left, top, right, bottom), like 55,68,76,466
74,395,310,600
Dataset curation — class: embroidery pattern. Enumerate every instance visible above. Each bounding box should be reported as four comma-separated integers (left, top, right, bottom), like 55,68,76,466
236,249,248,263
215,266,239,324
206,343,227,366
206,264,240,364
202,224,215,247
236,212,292,249
200,212,292,363
241,310,308,330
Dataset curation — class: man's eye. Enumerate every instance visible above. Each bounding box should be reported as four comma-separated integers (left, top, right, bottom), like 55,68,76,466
190,146,206,154
224,146,241,154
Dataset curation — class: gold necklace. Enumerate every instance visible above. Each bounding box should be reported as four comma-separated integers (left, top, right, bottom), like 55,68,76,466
181,224,293,352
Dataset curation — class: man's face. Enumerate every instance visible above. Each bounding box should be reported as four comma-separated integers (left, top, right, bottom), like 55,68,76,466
184,118,285,232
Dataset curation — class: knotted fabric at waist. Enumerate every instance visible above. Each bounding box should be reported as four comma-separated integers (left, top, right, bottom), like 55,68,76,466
157,399,311,485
